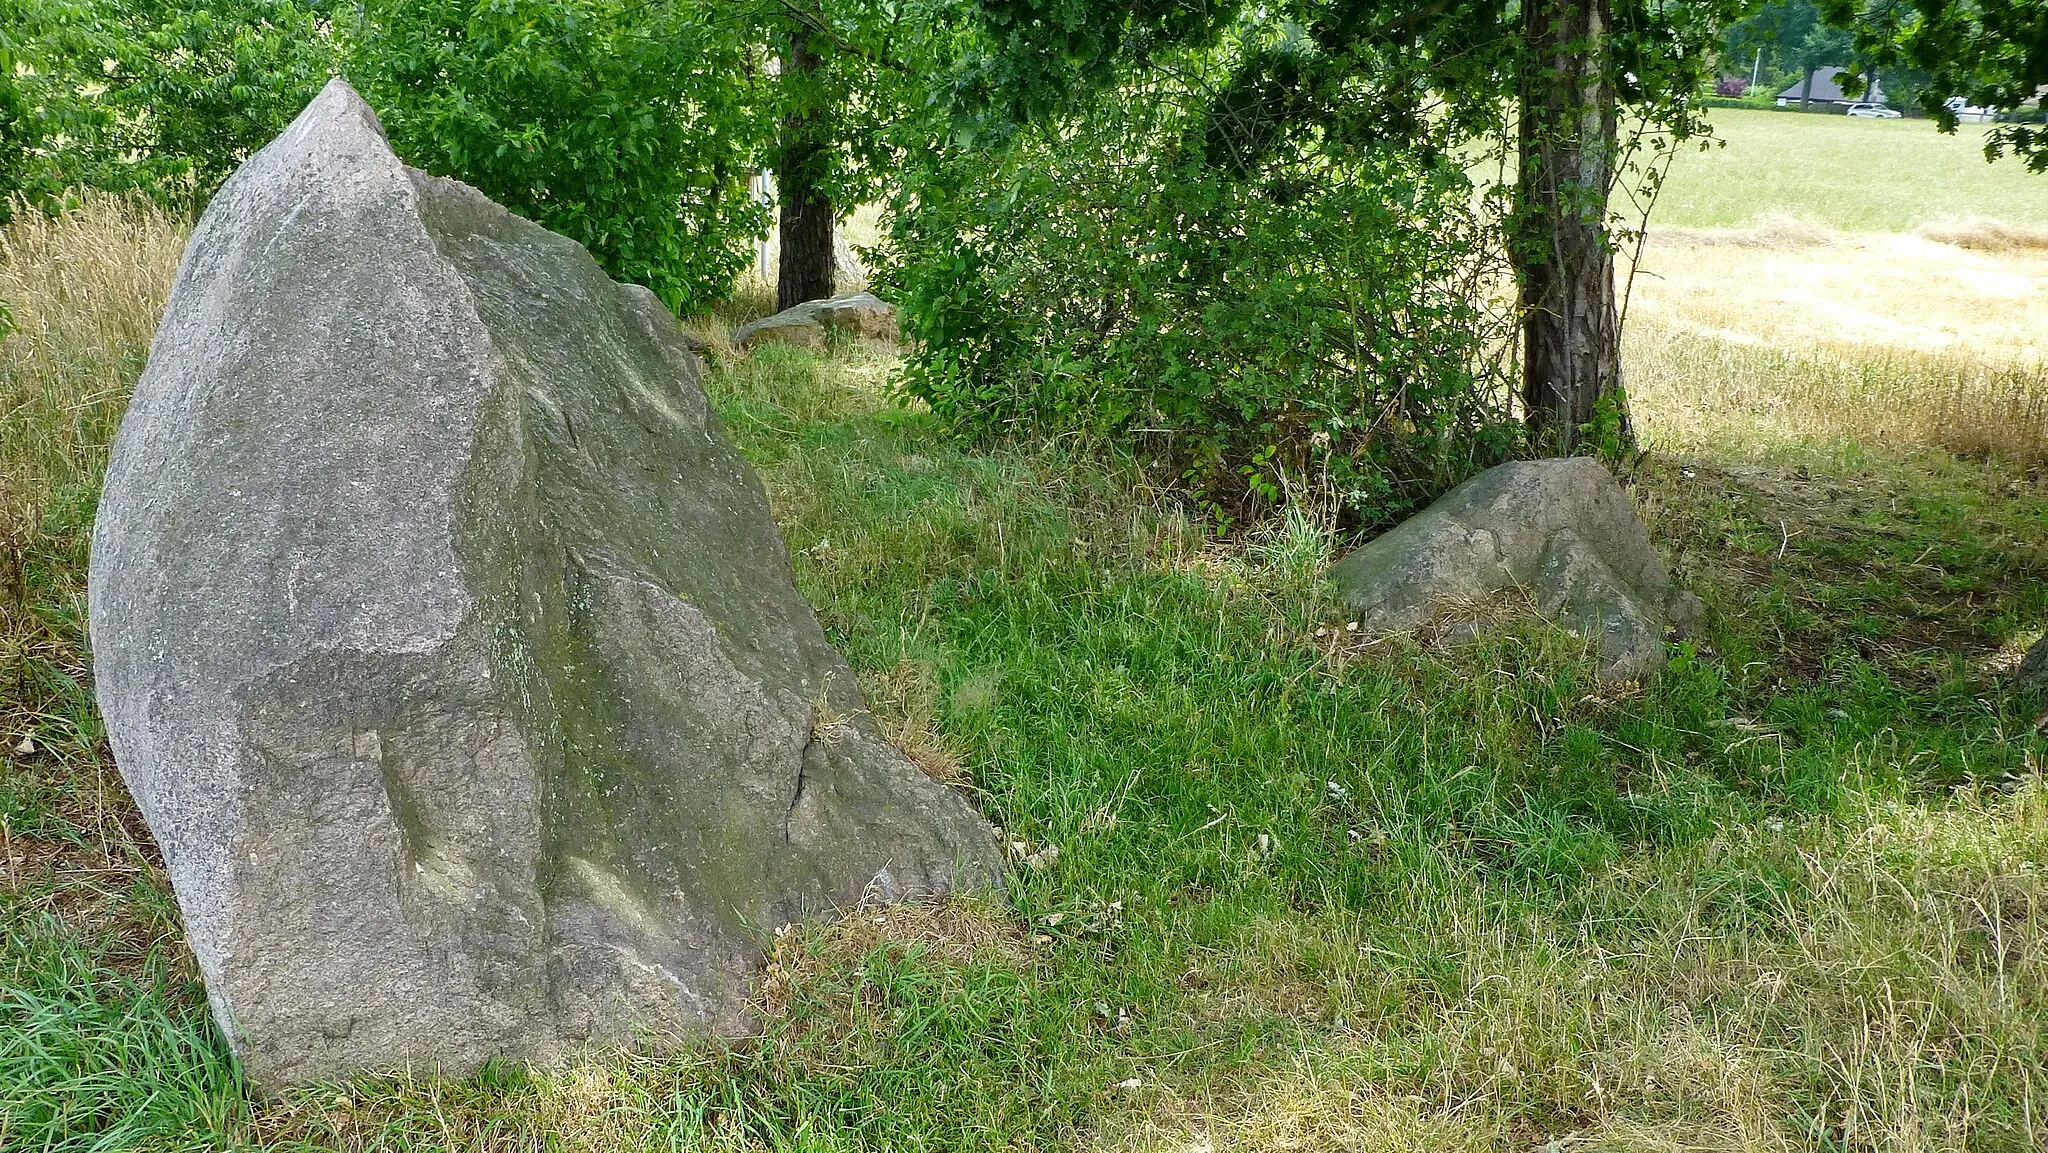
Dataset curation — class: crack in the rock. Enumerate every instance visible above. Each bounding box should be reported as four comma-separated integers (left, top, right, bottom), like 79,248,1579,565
784,732,813,844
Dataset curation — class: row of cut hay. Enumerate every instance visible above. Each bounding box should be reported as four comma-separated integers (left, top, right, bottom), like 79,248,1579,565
1649,211,2048,254
1916,216,2048,254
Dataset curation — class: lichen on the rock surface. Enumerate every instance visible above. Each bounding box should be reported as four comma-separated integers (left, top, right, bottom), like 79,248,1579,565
86,78,1002,1090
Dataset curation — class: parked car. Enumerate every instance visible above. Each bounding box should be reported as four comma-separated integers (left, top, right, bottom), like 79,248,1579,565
1846,102,1902,118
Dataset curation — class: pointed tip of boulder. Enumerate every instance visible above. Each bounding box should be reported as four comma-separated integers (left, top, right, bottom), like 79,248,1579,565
274,77,389,155
314,74,361,100
201,75,403,217
291,75,390,146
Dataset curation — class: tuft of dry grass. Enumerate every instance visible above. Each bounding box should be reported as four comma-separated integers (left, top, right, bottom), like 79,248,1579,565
757,893,1031,1020
696,272,779,331
1,195,187,531
860,657,975,788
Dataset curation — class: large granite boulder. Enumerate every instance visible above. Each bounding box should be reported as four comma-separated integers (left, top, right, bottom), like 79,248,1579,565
88,79,1001,1090
1328,457,1702,680
733,292,897,351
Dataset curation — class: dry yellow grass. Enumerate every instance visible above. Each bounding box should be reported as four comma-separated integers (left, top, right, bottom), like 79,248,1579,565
2,197,186,764
1,196,187,535
1626,220,2048,460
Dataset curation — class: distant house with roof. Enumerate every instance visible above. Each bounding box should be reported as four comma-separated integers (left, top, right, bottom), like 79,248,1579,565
1776,68,1885,110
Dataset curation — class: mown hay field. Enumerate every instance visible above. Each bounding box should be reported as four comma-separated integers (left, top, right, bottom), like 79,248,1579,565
1628,225,2048,463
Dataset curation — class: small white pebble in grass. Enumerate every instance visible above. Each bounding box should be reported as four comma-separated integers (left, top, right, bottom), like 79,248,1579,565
1764,817,1787,833
1345,621,1359,632
13,735,33,756
1325,780,1349,801
1348,828,1364,844
1111,1077,1143,1093
1315,627,1329,638
1255,832,1273,856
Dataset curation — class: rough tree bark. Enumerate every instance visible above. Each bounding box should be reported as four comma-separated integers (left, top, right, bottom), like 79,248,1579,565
1516,0,1629,452
776,29,836,312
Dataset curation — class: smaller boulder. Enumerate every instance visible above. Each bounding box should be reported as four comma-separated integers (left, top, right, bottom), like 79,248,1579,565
2018,634,2048,692
734,292,897,351
1328,457,1701,680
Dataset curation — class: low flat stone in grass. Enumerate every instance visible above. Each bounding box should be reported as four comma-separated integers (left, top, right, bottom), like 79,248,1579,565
733,293,898,351
1328,457,1703,680
87,79,1001,1091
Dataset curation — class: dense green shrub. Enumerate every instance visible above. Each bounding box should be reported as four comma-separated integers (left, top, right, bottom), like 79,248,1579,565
344,0,771,313
0,4,45,219
108,0,337,202
0,0,336,216
7,0,778,312
1,0,104,217
882,55,1522,530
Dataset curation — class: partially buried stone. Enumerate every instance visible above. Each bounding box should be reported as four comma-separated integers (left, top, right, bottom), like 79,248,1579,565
1327,457,1702,680
732,292,898,351
88,79,1001,1091
2018,634,2048,691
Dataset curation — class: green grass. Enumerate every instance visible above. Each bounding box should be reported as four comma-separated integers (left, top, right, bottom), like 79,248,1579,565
6,205,2048,1151
1650,107,2048,231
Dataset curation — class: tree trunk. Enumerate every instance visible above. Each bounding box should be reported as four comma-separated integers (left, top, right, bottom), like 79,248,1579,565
776,29,835,312
1799,67,1814,111
1515,0,1627,453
